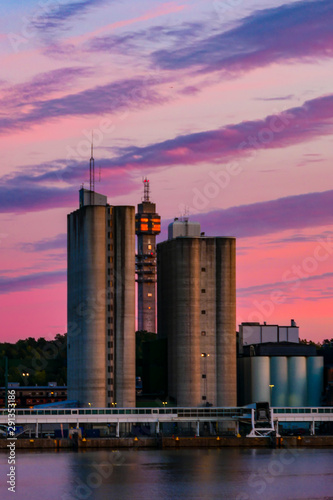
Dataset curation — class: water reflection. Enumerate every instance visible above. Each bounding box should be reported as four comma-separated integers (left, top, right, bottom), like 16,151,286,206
0,448,332,500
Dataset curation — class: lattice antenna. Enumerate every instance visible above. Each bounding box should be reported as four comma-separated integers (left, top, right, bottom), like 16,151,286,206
143,177,150,202
90,131,95,193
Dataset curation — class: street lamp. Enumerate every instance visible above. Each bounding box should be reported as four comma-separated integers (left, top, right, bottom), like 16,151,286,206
162,401,167,407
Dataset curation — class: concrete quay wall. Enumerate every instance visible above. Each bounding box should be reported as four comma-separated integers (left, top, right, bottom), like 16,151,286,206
1,436,333,450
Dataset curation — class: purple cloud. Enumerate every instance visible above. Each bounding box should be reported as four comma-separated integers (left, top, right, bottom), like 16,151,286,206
31,0,107,33
193,190,333,239
1,93,333,214
83,93,333,170
238,272,333,299
151,0,333,74
0,185,76,213
88,22,204,55
254,95,294,102
0,76,166,134
21,233,67,252
0,157,140,213
0,270,66,294
0,67,92,109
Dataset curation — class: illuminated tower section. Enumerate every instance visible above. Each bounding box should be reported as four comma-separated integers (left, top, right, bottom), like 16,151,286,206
135,179,161,332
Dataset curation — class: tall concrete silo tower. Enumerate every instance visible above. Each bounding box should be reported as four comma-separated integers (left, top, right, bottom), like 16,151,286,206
157,220,237,407
67,187,136,408
135,179,161,332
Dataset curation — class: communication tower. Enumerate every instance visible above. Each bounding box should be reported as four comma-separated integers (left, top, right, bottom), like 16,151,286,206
135,178,161,332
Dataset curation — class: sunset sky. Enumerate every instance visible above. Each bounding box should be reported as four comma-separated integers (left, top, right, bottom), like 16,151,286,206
0,0,332,343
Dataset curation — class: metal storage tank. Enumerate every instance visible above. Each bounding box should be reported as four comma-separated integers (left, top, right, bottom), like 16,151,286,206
251,357,270,403
288,356,307,406
270,357,288,406
307,356,324,406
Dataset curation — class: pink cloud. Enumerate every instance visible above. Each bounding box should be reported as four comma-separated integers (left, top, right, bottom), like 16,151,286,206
69,2,188,46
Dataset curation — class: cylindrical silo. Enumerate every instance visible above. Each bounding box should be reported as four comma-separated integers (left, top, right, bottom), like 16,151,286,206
288,357,307,406
307,357,324,406
114,206,136,408
67,205,108,407
158,238,202,407
216,238,237,407
176,239,201,407
200,239,217,406
270,357,288,407
251,357,270,403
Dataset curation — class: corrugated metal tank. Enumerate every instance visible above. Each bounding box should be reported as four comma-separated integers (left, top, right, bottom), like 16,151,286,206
251,357,270,402
307,356,324,406
288,356,307,406
270,357,288,406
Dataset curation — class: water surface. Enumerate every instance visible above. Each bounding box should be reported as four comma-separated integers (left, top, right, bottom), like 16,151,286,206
1,447,333,499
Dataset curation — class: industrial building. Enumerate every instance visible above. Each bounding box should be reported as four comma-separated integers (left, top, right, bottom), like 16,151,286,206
67,187,136,408
0,383,67,409
135,179,161,332
157,219,237,407
239,320,299,347
237,321,324,407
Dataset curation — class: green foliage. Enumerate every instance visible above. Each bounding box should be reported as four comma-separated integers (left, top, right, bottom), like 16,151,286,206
299,338,322,348
0,334,67,386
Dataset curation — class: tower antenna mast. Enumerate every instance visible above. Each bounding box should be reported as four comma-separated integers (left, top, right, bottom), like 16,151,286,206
143,177,150,202
90,131,95,193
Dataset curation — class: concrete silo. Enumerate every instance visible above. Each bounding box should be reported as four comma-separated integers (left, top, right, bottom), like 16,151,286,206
157,221,237,407
215,238,237,407
67,189,136,408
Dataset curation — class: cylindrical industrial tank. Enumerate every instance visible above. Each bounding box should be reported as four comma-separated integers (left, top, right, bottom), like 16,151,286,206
251,357,270,403
270,357,288,407
307,357,324,406
288,357,307,406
